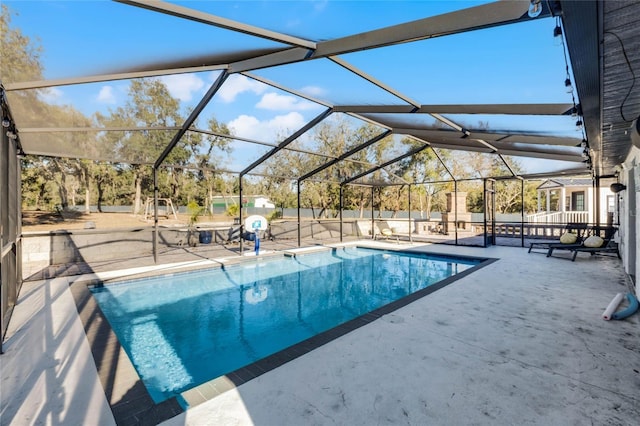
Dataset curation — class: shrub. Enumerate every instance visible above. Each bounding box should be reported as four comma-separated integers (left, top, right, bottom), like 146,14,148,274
267,210,282,222
187,201,203,226
226,204,239,217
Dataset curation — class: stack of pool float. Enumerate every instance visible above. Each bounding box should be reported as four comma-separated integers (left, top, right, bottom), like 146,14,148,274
602,292,639,320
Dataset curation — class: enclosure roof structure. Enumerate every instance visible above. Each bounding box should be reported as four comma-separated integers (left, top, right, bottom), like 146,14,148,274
2,0,638,184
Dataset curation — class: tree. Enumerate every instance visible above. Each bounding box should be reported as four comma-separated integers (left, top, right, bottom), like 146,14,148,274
92,162,118,212
322,121,391,217
21,157,54,209
393,136,451,218
0,5,43,83
3,6,106,212
2,4,46,210
194,116,232,213
252,148,299,212
2,5,45,208
96,79,184,214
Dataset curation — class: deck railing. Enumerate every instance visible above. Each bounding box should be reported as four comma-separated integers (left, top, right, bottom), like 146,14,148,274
525,211,589,224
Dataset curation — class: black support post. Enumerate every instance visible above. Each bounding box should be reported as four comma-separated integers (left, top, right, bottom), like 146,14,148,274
371,186,375,239
339,185,344,243
297,181,301,247
454,180,458,245
521,178,525,247
153,167,158,263
239,175,244,255
408,184,412,243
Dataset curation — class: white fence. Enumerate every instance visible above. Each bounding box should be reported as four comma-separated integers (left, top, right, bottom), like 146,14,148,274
526,211,589,224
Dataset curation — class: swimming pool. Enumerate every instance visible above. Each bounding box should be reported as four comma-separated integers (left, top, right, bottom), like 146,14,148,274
90,247,483,404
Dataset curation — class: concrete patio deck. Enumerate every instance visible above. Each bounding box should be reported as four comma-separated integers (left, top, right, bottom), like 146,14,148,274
1,241,639,425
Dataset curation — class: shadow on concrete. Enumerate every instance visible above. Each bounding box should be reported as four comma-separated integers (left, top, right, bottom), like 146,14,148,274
0,275,115,426
69,279,184,426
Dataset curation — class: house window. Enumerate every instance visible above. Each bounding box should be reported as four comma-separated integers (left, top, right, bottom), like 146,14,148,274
565,196,570,210
572,191,585,211
607,195,615,213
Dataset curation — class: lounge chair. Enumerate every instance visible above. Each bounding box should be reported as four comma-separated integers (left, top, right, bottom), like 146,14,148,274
569,227,620,261
374,222,399,242
548,227,619,261
569,240,620,261
528,222,588,255
226,225,242,243
225,225,265,245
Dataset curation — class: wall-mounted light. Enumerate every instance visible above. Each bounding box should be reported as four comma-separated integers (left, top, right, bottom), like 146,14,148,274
1,117,10,128
610,183,626,193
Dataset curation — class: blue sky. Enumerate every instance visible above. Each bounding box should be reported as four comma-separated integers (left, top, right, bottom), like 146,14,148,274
5,0,581,173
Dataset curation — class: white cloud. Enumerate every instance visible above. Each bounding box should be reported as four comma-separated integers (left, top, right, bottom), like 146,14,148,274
159,74,205,102
299,85,326,97
228,115,261,139
96,85,116,104
228,112,306,141
256,92,320,111
218,74,267,103
38,87,64,105
269,111,306,131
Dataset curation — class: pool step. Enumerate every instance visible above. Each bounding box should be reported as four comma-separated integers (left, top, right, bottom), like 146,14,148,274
282,246,332,257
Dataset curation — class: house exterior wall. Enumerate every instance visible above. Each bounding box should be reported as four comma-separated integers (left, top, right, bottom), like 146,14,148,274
620,145,639,295
564,186,591,219
597,185,616,226
535,183,614,225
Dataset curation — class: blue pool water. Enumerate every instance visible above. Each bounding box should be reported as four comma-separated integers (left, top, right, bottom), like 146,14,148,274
91,247,480,403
